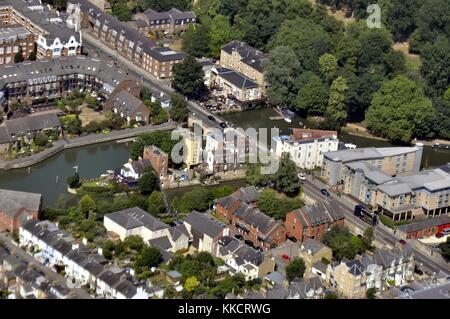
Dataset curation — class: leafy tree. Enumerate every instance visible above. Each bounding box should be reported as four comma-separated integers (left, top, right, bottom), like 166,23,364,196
163,286,178,299
111,1,133,21
182,24,211,58
124,235,145,252
323,225,362,260
264,46,301,108
80,194,96,217
14,47,24,63
274,155,301,196
385,0,420,41
285,257,306,282
421,36,450,96
28,51,37,61
207,14,238,58
67,172,81,189
296,75,328,116
102,240,116,259
319,53,338,82
147,191,166,216
366,287,376,299
245,163,276,187
170,93,188,122
257,189,303,220
440,237,450,259
326,76,348,126
134,246,162,272
172,55,207,100
138,171,159,195
366,75,436,143
34,133,49,147
180,187,210,213
184,276,200,292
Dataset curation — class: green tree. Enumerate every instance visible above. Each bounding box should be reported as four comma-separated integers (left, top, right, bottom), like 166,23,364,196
326,76,348,126
14,47,24,63
366,75,436,143
124,235,145,252
264,46,301,108
319,53,338,82
323,225,361,260
296,75,328,116
111,1,133,21
362,227,374,250
172,55,207,100
184,276,200,292
138,171,159,195
285,257,306,282
147,191,166,216
180,187,210,213
170,93,188,122
28,51,37,61
257,189,302,220
385,0,420,41
421,36,450,96
66,172,81,189
182,24,211,58
366,287,376,299
208,14,238,58
34,132,49,147
275,155,301,196
102,240,116,259
134,246,162,271
80,194,96,217
163,286,178,299
440,237,450,259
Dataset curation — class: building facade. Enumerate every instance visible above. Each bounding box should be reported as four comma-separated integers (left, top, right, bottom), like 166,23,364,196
0,189,42,232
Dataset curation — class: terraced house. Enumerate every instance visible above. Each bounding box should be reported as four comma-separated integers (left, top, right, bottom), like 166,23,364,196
0,0,82,60
0,27,35,65
133,8,196,36
67,0,187,79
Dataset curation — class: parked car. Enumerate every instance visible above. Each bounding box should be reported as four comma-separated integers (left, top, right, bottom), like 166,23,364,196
281,254,291,262
436,232,444,238
298,173,306,181
398,239,407,245
208,115,216,122
179,175,189,181
414,266,424,276
220,122,227,128
320,189,330,197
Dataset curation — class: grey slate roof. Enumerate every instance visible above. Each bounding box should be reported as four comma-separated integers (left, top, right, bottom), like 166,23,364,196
3,113,61,141
300,239,327,255
397,215,450,234
0,127,9,144
114,280,137,298
234,204,281,235
234,186,259,203
324,147,419,163
183,211,226,238
168,224,189,241
292,201,344,228
347,161,394,185
214,67,259,89
105,207,170,232
221,41,266,73
112,90,144,116
148,236,172,250
0,188,42,217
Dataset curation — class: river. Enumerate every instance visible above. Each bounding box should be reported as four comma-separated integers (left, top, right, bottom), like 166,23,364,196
221,108,450,170
0,141,130,207
1,108,449,207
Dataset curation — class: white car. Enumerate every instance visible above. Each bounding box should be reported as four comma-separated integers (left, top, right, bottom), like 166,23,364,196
298,173,306,181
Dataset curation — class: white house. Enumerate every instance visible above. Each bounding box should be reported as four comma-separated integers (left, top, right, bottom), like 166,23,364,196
119,159,151,180
273,129,339,169
103,207,171,242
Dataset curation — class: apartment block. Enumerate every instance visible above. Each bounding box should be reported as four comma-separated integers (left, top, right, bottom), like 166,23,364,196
0,27,35,65
133,8,196,36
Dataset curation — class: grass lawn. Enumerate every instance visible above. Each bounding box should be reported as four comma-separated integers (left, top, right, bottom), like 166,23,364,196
79,105,106,127
393,42,421,72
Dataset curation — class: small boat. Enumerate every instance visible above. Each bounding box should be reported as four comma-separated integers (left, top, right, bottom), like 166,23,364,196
345,143,357,149
432,143,450,150
284,117,292,123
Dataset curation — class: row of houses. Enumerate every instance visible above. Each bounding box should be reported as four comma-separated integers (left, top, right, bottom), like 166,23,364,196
132,8,196,36
0,245,74,299
0,0,82,63
322,145,450,222
66,0,187,79
18,219,149,299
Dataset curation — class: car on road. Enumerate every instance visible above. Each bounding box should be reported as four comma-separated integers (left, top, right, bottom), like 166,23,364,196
398,239,407,245
220,122,227,128
234,234,243,240
298,173,306,181
320,189,330,197
208,115,216,122
179,175,189,181
281,254,291,261
414,266,424,276
436,232,444,238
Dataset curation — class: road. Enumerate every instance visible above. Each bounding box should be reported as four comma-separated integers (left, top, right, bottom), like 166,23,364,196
0,232,92,299
302,177,450,274
82,31,450,276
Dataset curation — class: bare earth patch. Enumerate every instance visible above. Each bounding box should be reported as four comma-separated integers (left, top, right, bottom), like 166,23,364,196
79,105,106,126
393,42,421,72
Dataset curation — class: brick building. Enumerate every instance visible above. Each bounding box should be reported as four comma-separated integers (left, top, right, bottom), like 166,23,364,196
67,0,187,79
143,145,168,178
397,215,450,239
104,89,150,124
0,27,35,65
133,8,196,36
0,188,42,232
285,201,345,243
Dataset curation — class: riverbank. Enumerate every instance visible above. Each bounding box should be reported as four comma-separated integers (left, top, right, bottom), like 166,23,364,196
342,123,389,142
0,122,177,170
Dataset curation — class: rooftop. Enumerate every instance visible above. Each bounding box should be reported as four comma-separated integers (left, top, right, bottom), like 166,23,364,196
0,189,42,217
324,147,420,163
105,207,170,232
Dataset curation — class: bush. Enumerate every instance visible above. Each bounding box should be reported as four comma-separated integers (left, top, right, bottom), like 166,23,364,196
67,172,81,189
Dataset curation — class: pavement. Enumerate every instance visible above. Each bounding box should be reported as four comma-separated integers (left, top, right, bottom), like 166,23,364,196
0,232,92,299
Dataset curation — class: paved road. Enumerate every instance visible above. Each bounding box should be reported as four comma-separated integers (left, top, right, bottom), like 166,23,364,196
0,232,92,299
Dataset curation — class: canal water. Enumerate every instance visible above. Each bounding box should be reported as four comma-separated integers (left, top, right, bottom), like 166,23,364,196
0,142,130,207
1,108,449,207
222,108,450,170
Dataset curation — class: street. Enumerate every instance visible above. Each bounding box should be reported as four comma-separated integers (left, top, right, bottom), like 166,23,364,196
0,232,92,299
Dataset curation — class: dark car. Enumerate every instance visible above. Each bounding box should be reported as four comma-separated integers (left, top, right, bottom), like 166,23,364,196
234,234,243,240
436,232,444,238
414,267,424,276
208,115,216,122
220,122,227,128
399,239,407,245
320,189,330,197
